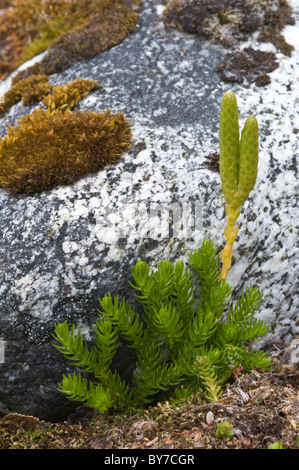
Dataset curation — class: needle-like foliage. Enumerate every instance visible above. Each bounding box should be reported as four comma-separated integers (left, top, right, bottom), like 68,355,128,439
53,240,271,412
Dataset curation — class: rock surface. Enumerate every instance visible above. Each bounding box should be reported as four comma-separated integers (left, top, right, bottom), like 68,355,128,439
280,339,299,365
0,0,298,420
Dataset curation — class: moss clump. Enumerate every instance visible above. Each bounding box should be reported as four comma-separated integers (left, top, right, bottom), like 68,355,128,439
0,108,132,193
42,77,102,112
163,0,294,48
163,0,265,45
255,72,271,87
258,0,294,56
0,75,101,115
216,47,279,86
0,74,51,114
259,25,294,56
217,10,231,26
0,0,141,82
163,0,294,86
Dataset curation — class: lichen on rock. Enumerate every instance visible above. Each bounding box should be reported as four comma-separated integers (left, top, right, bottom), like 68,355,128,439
0,108,132,193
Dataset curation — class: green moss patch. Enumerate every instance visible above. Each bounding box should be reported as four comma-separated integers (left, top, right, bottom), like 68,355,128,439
0,108,132,193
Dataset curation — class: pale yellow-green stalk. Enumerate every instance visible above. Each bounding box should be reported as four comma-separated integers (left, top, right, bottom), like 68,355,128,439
219,90,259,280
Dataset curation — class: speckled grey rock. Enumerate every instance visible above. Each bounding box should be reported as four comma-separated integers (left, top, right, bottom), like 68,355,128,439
0,0,298,420
280,339,299,365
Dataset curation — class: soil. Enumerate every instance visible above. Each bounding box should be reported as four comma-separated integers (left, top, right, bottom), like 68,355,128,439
0,354,298,450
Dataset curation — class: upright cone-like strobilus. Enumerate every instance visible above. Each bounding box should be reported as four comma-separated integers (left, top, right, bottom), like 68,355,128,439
219,90,259,280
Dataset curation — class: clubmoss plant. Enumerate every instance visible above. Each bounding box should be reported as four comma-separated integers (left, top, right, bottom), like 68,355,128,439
219,90,259,280
53,240,271,413
0,108,132,193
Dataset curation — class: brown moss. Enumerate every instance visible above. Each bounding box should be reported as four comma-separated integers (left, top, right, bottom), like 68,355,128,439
203,153,220,173
163,0,294,85
216,47,279,85
163,0,265,45
0,74,51,114
163,0,294,48
0,0,66,80
0,75,101,115
258,0,295,56
1,0,141,83
42,77,102,112
163,0,228,41
255,72,271,87
0,1,12,7
259,27,294,56
0,108,132,193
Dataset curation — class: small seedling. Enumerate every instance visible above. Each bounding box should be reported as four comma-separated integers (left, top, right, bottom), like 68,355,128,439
216,420,234,439
268,441,284,449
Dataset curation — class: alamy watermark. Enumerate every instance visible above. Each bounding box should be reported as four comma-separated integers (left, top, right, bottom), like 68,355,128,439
103,200,204,243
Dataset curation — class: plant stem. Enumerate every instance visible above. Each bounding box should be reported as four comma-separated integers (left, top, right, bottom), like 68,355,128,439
220,205,241,280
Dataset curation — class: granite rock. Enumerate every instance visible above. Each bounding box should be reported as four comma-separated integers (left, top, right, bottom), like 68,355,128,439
0,0,298,420
280,339,299,365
